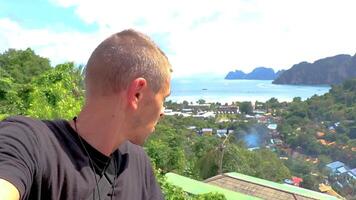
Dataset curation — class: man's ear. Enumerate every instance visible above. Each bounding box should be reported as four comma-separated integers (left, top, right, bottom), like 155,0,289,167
127,78,147,110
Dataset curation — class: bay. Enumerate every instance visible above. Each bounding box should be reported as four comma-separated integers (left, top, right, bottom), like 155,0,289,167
167,78,330,103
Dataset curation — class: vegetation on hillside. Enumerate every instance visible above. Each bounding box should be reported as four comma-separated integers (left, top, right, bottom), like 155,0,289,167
1,48,354,199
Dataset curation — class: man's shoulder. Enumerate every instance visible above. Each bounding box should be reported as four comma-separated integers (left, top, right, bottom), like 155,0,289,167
119,141,152,168
119,140,146,156
2,115,45,128
0,115,53,140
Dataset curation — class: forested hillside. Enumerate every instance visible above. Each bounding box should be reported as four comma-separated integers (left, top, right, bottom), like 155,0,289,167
273,54,356,85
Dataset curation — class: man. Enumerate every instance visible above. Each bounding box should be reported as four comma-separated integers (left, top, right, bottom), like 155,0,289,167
0,29,172,199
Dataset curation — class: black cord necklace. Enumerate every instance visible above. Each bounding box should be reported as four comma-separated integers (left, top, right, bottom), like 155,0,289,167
73,117,111,200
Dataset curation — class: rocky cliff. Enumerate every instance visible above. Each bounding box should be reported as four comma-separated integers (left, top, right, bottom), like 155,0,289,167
273,54,356,85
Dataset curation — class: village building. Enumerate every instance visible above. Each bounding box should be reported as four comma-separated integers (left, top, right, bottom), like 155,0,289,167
193,111,215,119
273,138,283,146
348,168,356,180
267,123,278,130
164,109,192,117
187,103,211,112
216,105,240,114
216,129,228,138
182,108,193,113
326,161,345,173
186,126,197,130
316,131,325,138
284,176,303,187
201,128,213,136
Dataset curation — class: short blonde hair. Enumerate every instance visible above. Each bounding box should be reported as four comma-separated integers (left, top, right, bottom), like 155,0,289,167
85,29,171,96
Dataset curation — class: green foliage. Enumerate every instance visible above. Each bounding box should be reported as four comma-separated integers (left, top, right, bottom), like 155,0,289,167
284,158,314,177
287,101,308,119
145,124,188,175
0,76,12,100
0,48,51,84
265,97,281,110
221,146,291,182
239,101,253,114
289,134,323,156
147,116,292,183
349,127,356,139
300,174,321,191
165,100,181,111
0,76,26,115
0,59,84,120
278,78,356,168
26,63,84,119
154,164,226,200
197,99,206,104
0,48,83,119
192,193,226,200
155,168,191,200
342,79,356,92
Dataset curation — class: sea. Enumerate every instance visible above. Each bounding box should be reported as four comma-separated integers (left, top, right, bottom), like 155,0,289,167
167,78,331,103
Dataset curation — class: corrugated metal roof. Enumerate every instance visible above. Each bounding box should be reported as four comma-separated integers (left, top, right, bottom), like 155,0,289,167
336,167,348,174
326,161,345,170
350,168,356,175
166,172,340,200
223,172,339,200
165,173,261,200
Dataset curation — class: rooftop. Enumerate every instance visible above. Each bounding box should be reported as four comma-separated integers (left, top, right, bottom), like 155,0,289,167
166,172,339,200
326,161,345,170
165,173,260,200
267,124,278,130
205,173,338,200
350,168,356,176
336,166,348,174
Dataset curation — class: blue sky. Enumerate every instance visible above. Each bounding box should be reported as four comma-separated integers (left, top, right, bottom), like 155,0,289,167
0,0,97,32
1,0,356,77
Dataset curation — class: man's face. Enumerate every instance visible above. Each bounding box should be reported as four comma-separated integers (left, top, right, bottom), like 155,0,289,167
129,75,171,145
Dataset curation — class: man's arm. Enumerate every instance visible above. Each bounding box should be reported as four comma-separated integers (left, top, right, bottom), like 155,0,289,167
0,117,40,200
0,179,20,200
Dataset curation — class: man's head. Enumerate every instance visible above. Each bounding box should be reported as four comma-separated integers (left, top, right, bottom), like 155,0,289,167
85,29,171,96
84,29,172,145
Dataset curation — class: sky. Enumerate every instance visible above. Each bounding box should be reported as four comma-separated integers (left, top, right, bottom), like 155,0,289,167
1,0,356,78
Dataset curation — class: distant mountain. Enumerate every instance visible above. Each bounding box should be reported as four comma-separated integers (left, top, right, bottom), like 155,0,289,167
225,67,282,80
225,70,246,79
273,54,356,85
276,70,286,77
245,67,276,80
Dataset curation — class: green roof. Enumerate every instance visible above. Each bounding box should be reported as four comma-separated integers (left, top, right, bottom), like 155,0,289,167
226,172,339,200
165,173,261,200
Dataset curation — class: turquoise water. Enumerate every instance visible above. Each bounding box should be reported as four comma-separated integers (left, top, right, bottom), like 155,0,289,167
167,78,331,103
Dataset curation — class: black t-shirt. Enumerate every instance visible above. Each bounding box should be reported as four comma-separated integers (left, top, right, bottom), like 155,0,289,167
0,116,163,200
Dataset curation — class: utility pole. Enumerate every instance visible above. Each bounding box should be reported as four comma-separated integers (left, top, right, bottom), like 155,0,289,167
218,132,231,175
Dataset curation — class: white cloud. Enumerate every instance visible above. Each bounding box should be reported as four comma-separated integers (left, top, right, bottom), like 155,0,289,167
0,18,106,65
2,0,356,77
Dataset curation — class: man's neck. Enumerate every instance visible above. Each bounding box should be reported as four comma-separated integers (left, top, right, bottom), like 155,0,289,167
69,105,126,156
